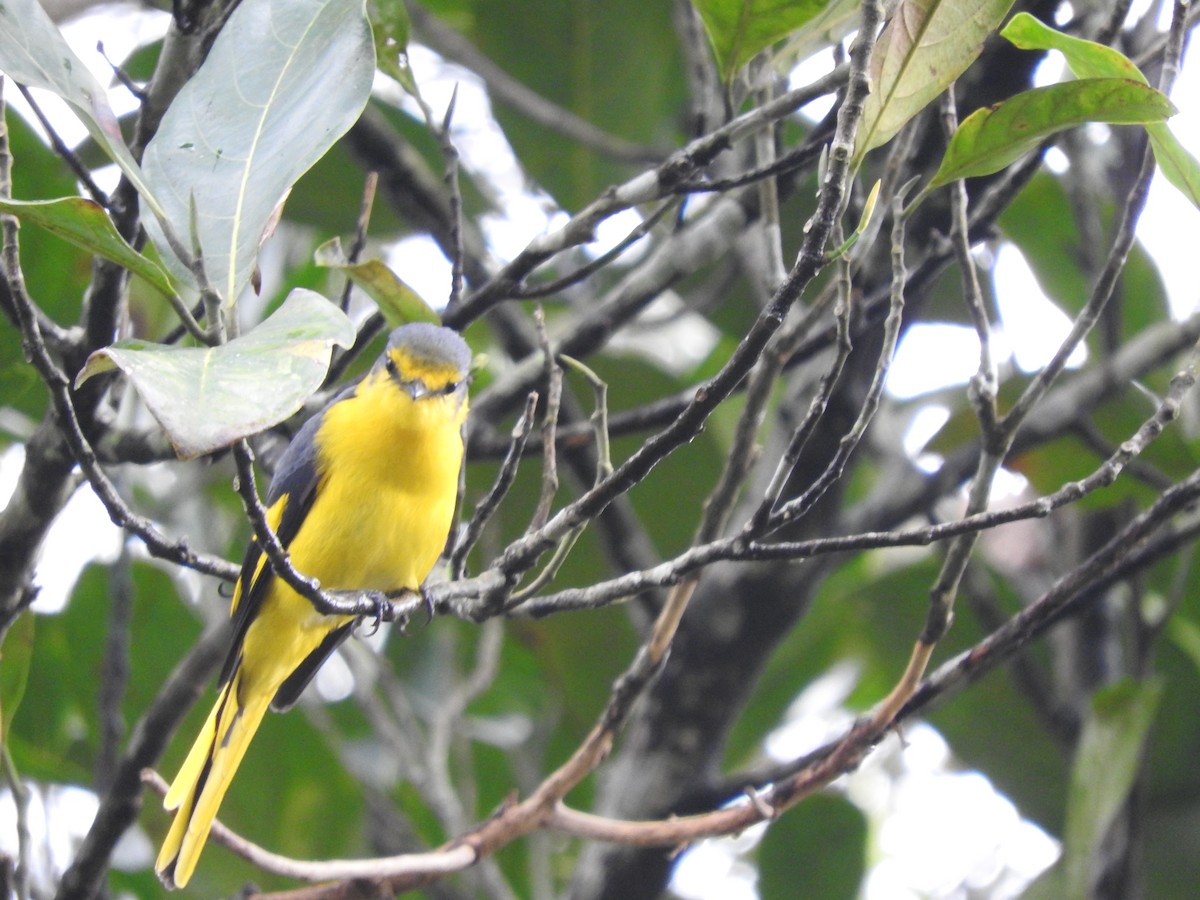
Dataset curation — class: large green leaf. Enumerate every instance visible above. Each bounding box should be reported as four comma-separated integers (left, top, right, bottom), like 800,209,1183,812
141,0,375,304
0,0,164,218
0,197,177,297
928,78,1175,189
1001,12,1200,210
690,0,833,81
853,0,1017,166
75,290,355,459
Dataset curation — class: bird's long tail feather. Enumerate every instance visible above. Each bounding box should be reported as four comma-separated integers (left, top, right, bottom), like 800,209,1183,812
155,670,271,889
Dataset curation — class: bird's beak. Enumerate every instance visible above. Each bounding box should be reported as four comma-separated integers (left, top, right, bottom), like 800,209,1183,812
401,379,431,400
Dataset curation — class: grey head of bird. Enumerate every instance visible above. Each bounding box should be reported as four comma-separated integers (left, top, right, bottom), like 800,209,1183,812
378,323,472,401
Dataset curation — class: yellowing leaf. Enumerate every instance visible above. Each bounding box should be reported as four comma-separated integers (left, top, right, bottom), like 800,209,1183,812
314,237,440,327
853,0,1017,166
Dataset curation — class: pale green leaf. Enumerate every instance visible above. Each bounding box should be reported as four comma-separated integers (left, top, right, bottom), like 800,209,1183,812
76,290,355,459
0,197,176,297
773,0,861,73
1002,12,1200,210
1147,125,1200,211
0,0,165,219
928,78,1176,190
141,0,375,305
0,612,34,745
691,0,832,81
853,0,1017,166
1001,12,1144,81
1168,615,1200,674
369,0,418,93
315,237,440,327
1059,679,1163,899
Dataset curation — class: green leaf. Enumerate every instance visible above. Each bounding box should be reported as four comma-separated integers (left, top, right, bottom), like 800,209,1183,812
0,613,34,746
141,0,375,305
369,0,418,93
690,0,832,81
774,0,861,72
1147,126,1200,211
928,78,1176,189
1002,13,1144,81
1168,615,1200,675
757,793,867,899
470,0,686,210
853,0,1017,166
75,290,355,459
314,237,441,326
0,197,177,297
1062,678,1163,899
0,0,165,219
1001,12,1200,210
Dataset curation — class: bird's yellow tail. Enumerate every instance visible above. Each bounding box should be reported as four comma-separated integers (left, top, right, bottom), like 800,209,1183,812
155,670,272,889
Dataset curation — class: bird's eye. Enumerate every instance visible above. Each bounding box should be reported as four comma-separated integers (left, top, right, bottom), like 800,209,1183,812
441,381,460,396
385,356,399,377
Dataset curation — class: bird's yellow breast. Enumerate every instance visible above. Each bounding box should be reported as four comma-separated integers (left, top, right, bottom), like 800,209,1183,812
237,367,466,693
296,366,467,597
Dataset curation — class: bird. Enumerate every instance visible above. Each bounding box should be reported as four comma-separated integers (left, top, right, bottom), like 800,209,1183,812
155,322,472,889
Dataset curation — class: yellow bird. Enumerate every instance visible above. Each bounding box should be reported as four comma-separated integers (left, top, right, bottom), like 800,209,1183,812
156,323,471,889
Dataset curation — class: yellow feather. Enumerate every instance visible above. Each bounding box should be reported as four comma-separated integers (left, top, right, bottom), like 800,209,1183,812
157,326,468,888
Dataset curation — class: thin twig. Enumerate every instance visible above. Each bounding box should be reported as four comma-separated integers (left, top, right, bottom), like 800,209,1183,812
513,199,680,301
338,172,379,313
449,65,848,328
452,392,539,578
405,0,667,165
56,621,232,900
439,87,467,315
140,768,477,886
1,748,30,900
15,85,108,205
529,309,563,532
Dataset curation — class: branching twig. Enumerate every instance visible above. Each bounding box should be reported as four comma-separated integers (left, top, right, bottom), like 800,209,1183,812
448,65,848,328
513,199,680,301
0,174,237,587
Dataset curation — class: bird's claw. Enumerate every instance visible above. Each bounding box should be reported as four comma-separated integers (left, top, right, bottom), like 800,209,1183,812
360,590,389,637
392,588,434,637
